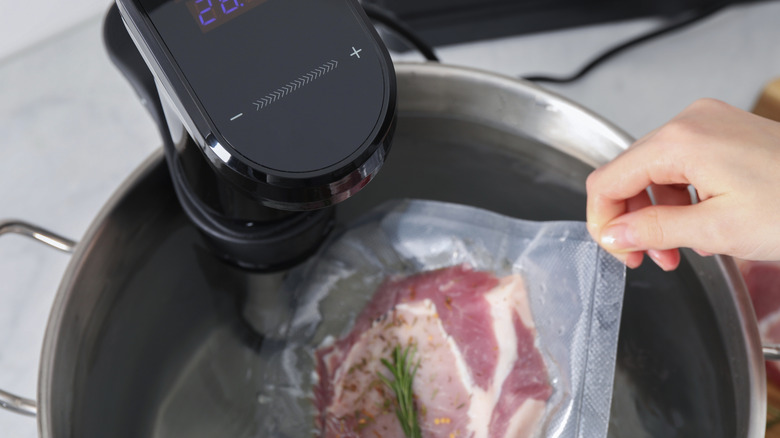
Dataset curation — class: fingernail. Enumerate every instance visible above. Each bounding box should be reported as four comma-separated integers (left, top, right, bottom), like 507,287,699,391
625,251,644,269
647,249,668,271
600,223,637,252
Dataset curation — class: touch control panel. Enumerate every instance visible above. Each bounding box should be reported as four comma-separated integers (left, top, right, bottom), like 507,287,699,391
116,0,396,208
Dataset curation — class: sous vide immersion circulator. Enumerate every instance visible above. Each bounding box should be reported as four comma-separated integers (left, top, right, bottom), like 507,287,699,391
110,0,397,270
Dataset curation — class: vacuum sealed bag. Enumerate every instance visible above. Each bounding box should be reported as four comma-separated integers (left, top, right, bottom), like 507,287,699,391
256,200,626,438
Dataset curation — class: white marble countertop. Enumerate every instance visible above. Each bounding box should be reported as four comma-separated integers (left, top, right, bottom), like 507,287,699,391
1,2,779,436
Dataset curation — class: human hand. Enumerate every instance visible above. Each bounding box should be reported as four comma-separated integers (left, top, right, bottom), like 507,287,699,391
586,98,780,270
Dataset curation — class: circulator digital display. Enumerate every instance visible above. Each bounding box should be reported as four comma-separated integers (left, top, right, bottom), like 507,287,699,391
181,0,267,32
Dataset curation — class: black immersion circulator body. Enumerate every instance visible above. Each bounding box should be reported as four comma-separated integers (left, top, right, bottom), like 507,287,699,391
106,0,397,270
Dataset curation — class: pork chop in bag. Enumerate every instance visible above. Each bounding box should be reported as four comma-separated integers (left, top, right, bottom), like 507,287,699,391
254,200,625,438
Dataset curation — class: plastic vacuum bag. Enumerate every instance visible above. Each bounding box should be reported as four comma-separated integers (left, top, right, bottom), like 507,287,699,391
254,199,626,438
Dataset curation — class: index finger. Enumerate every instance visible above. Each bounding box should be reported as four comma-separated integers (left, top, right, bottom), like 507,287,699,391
586,135,693,237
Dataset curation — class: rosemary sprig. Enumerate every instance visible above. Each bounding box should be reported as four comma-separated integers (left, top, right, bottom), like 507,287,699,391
377,344,422,438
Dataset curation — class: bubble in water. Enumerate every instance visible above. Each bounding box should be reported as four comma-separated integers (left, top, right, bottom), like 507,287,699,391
257,394,272,404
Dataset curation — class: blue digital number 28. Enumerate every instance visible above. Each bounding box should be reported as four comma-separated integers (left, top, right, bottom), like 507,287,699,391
195,0,217,26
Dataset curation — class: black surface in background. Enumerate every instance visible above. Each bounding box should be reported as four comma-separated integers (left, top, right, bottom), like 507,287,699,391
365,0,765,47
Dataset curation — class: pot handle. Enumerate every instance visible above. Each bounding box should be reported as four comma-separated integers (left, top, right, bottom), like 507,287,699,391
0,221,77,417
764,345,780,361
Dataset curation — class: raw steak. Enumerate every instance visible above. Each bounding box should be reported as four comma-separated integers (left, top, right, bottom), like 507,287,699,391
738,260,780,384
314,265,552,438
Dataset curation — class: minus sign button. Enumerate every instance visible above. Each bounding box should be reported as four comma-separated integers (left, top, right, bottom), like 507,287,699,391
230,113,244,121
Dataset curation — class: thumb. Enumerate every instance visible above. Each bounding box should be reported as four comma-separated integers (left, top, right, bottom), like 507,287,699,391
598,202,726,254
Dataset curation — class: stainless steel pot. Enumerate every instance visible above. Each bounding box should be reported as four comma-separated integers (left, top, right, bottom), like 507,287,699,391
0,63,766,438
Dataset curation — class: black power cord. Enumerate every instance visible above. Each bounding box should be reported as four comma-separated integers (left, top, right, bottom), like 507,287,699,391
522,1,731,84
362,2,440,62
